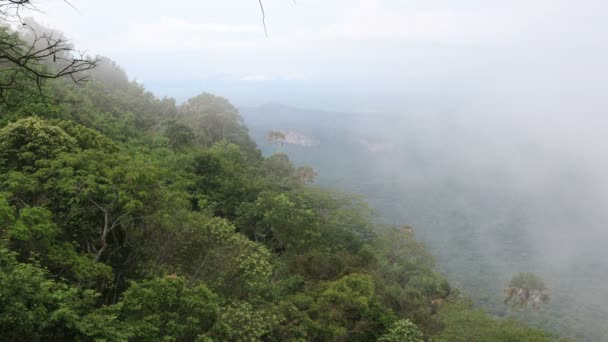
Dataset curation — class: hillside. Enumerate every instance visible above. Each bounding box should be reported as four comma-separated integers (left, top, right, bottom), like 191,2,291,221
0,25,562,341
241,103,608,342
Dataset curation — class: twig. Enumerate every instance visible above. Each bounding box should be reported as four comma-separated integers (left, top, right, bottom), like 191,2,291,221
257,0,268,37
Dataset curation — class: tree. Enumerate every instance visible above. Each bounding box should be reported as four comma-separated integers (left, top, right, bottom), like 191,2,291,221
41,149,169,263
190,142,262,218
0,0,285,105
216,301,280,341
370,226,450,335
0,246,100,341
378,319,424,342
0,0,291,105
276,273,392,341
0,22,98,104
258,151,317,189
144,212,273,300
164,120,195,149
504,272,550,316
0,6,566,339
0,116,78,173
295,166,317,185
178,93,247,145
236,191,320,253
0,0,36,23
435,301,556,342
267,130,286,146
103,276,221,341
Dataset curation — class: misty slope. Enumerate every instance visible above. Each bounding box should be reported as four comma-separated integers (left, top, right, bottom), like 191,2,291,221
242,103,608,342
0,16,568,340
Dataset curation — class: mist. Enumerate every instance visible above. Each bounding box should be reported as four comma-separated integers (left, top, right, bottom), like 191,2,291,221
23,0,608,340
238,2,608,337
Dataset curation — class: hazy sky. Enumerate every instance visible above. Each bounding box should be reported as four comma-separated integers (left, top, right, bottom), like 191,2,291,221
16,2,608,339
31,0,513,80
27,0,605,103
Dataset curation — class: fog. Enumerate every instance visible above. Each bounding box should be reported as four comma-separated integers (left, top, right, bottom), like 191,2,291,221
27,0,608,340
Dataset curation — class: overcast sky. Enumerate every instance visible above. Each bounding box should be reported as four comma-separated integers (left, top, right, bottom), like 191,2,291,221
25,0,608,293
25,0,607,110
18,2,608,334
28,0,602,78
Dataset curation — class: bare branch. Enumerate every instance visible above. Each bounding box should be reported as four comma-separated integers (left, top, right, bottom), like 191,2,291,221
257,0,268,38
0,1,98,105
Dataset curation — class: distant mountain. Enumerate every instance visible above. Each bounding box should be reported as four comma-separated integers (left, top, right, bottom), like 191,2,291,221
240,103,608,342
241,104,398,189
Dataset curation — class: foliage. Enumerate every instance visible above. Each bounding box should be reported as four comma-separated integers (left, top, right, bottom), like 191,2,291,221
0,23,562,341
378,319,424,342
0,116,78,172
504,272,551,313
178,92,257,153
103,276,221,341
433,301,558,342
0,247,99,341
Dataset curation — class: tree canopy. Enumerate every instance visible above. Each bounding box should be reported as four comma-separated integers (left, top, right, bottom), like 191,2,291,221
0,19,563,342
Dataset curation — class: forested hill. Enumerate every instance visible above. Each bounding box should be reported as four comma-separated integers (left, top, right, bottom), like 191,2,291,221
0,25,560,341
241,103,608,342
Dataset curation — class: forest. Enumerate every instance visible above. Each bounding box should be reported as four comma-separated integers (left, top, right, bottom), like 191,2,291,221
243,104,608,342
0,11,565,342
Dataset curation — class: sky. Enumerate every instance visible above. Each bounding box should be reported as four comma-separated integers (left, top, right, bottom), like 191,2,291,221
23,1,608,177
25,0,607,110
30,0,514,80
21,2,608,338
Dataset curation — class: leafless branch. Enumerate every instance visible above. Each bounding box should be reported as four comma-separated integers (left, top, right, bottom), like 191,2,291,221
0,0,37,24
256,0,296,37
0,0,98,105
257,0,268,38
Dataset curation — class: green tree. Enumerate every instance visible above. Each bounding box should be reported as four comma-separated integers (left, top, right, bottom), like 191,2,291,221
189,142,262,218
379,319,424,342
0,22,97,106
142,208,273,300
434,301,557,342
0,117,78,173
0,23,565,342
504,272,550,316
164,120,195,149
236,191,321,252
216,301,280,341
38,150,168,263
0,247,99,341
277,273,392,341
267,130,286,146
178,93,256,152
101,276,221,342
